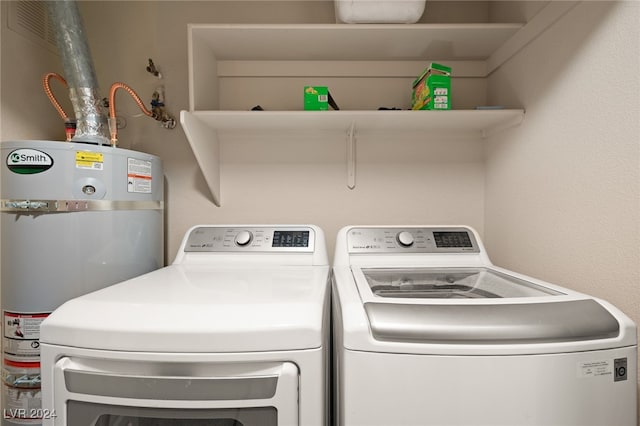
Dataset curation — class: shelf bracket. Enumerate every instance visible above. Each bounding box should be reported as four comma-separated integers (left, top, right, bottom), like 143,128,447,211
347,121,356,190
180,111,221,206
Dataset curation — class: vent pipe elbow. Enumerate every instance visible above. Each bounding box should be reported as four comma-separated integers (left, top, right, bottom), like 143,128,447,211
48,0,110,145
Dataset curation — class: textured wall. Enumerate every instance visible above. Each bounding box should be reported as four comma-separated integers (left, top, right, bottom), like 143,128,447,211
485,0,640,398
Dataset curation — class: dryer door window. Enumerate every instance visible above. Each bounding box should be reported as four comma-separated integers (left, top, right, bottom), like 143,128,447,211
67,402,277,426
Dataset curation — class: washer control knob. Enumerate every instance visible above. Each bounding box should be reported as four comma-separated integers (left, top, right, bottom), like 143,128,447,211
396,231,415,247
234,230,253,246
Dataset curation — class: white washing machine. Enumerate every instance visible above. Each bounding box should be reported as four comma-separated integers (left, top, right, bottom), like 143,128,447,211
39,225,330,426
332,225,637,426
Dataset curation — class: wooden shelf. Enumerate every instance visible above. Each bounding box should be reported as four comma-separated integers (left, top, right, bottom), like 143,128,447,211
185,109,524,135
189,23,524,62
180,109,525,206
188,23,526,111
182,3,578,205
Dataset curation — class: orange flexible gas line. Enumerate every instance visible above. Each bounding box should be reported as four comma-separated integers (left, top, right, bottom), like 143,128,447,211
108,82,154,146
42,72,69,121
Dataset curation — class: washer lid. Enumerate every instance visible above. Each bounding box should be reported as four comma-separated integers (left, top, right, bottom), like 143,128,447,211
364,299,620,344
351,267,625,347
360,267,562,299
40,264,330,352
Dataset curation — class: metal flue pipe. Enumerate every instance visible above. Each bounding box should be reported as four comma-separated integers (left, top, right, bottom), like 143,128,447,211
48,0,110,145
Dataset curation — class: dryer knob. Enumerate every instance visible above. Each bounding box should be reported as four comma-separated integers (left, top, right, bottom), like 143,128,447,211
396,231,414,247
235,230,253,246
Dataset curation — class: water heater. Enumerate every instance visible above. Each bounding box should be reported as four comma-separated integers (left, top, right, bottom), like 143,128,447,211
1,140,163,423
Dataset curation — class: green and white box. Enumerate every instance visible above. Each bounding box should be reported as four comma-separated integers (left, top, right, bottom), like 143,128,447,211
411,63,451,110
304,86,329,110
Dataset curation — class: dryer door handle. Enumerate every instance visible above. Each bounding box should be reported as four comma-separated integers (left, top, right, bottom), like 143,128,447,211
64,368,278,400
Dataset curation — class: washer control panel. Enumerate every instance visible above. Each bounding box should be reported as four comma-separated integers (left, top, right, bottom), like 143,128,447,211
347,227,480,254
185,226,315,252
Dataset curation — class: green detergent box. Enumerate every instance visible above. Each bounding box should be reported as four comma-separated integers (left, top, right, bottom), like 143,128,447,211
411,63,451,110
304,86,329,110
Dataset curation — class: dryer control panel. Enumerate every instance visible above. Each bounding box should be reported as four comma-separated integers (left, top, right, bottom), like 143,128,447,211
347,227,480,253
184,226,315,252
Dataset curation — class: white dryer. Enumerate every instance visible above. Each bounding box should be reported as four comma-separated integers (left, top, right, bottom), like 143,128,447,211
332,226,637,426
40,225,330,426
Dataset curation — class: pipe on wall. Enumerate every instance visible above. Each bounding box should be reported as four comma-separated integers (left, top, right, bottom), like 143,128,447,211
47,0,110,145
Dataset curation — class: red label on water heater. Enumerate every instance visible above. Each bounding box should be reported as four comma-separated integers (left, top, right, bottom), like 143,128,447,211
3,311,50,360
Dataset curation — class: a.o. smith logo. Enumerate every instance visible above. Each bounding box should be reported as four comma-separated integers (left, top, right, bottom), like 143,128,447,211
6,149,53,174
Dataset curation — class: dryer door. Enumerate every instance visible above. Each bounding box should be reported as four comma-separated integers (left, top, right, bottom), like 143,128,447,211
51,358,298,426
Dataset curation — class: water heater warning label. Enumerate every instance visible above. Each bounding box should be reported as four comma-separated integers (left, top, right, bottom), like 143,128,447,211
127,158,152,193
75,151,104,170
3,311,49,360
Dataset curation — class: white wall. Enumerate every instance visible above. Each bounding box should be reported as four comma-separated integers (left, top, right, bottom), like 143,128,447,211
485,0,640,395
0,1,68,140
